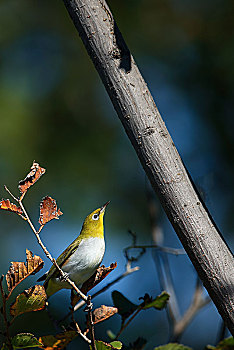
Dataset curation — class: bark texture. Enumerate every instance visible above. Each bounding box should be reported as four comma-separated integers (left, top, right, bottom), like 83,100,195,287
62,0,234,333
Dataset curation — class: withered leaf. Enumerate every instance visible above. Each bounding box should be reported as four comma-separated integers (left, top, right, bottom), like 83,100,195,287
83,305,117,336
38,331,77,350
39,196,63,226
92,305,118,324
0,199,23,216
71,263,117,306
10,285,47,317
18,161,46,196
82,262,117,294
6,249,44,299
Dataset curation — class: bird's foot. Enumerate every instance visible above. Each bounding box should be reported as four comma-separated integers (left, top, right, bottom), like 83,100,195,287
84,303,93,312
59,272,69,282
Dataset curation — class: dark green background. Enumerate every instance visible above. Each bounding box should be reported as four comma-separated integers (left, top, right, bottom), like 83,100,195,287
0,1,233,349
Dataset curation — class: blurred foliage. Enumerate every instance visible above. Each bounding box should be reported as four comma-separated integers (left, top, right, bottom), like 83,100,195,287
0,0,233,349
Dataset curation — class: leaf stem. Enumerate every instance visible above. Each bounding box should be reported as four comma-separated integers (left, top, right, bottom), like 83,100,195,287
115,307,142,339
71,305,91,344
86,295,97,350
4,186,18,202
172,278,210,341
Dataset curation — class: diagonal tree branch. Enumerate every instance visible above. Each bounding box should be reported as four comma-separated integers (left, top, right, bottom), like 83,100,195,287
62,0,234,334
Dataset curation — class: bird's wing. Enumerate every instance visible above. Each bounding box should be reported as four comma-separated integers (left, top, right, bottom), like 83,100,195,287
44,236,81,286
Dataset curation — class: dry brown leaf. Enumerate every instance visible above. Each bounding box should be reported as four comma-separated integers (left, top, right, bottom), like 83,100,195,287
71,263,117,306
10,285,47,317
0,199,23,216
18,161,46,196
92,305,118,324
38,331,77,350
81,262,117,294
6,249,44,299
39,196,63,226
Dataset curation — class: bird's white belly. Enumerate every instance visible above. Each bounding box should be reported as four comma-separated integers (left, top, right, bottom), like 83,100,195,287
53,237,105,289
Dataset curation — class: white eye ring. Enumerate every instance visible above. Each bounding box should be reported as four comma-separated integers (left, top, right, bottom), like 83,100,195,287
92,213,99,221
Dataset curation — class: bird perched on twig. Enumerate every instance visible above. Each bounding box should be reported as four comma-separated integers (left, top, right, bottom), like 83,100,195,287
38,202,109,297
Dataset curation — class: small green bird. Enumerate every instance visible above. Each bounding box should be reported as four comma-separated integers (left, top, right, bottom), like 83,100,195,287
38,202,109,297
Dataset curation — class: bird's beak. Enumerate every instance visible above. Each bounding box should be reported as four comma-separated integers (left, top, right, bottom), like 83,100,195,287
100,201,110,213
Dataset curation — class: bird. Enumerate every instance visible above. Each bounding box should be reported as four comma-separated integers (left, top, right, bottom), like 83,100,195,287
38,201,109,297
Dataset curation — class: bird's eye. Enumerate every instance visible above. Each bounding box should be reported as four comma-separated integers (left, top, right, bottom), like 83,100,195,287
92,213,99,221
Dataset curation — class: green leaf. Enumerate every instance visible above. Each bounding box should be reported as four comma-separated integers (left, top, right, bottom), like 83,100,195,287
206,337,234,350
154,343,192,350
1,343,9,350
10,285,47,317
11,333,43,349
143,291,170,310
112,291,138,321
110,341,122,349
93,341,123,350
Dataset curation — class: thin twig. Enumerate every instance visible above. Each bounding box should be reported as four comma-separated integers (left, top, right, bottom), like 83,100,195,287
4,184,97,348
71,305,91,344
86,295,97,350
124,244,185,259
61,263,139,340
75,321,91,344
5,186,88,303
4,186,18,202
72,264,140,314
161,252,181,322
0,275,12,349
152,251,178,330
115,307,142,339
172,279,210,341
147,189,210,340
147,189,180,326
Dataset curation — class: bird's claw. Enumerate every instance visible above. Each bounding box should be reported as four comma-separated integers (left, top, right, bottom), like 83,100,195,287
59,272,69,282
84,303,93,312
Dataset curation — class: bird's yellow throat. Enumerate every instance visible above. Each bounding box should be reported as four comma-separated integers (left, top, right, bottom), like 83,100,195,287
80,207,106,239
